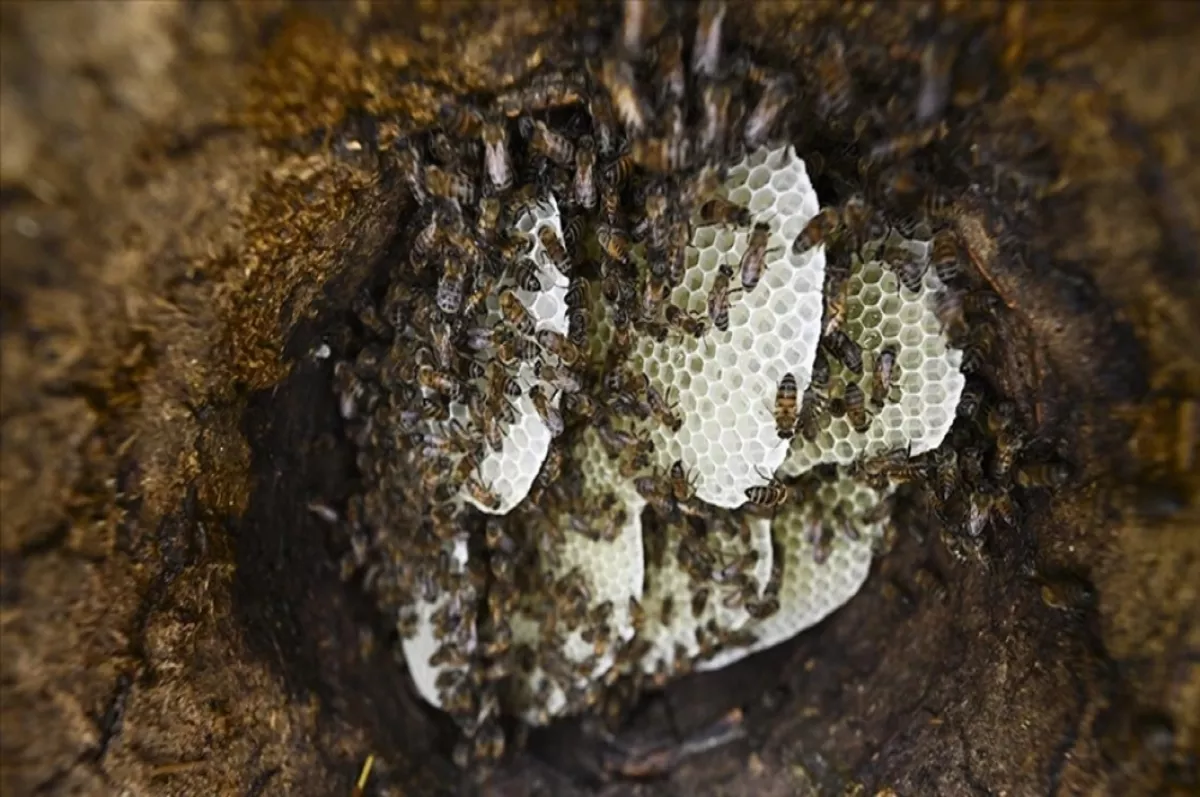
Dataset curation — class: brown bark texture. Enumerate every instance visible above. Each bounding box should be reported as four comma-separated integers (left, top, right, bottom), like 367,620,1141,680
0,2,1198,796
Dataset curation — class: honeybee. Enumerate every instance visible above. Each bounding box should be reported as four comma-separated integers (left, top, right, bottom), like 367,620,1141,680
659,595,676,626
930,229,963,284
588,91,619,159
822,329,864,375
792,207,840,256
394,142,426,204
529,384,565,437
464,475,502,510
843,381,871,432
536,328,582,367
698,196,751,228
745,596,780,620
438,102,483,138
632,133,689,174
744,472,788,508
646,382,682,432
798,385,829,441
568,307,589,347
485,360,522,401
520,117,575,168
870,346,899,408
641,275,671,321
664,304,708,337
634,473,674,514
744,75,793,150
595,223,632,264
814,34,853,122
933,289,968,341
640,183,672,254
697,79,733,161
537,225,571,275
476,196,502,242
708,262,737,332
692,0,727,79
821,255,852,336
866,122,948,165
668,459,698,504
425,164,476,205
573,135,598,210
1016,462,1072,489
480,119,512,193
410,208,441,267
436,258,467,315
691,585,711,618
536,360,582,394
739,221,776,292
512,260,544,292
989,404,1025,481
774,372,799,439
599,56,649,134
461,272,496,319
499,289,535,335
654,31,686,104
885,242,929,293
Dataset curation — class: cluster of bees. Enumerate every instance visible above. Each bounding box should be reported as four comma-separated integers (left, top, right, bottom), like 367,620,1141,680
325,0,1069,774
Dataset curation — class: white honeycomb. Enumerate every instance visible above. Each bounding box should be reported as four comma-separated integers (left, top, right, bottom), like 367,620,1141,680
695,472,886,672
508,427,646,723
401,538,472,709
404,143,965,725
631,144,826,508
460,197,571,514
780,232,965,477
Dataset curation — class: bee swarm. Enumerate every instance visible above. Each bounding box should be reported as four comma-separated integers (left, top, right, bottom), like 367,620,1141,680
332,0,973,768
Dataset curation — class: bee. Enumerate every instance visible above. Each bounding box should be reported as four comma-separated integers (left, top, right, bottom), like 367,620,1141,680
512,259,544,292
930,229,964,284
957,380,985,420
990,408,1026,480
822,329,863,375
595,223,632,265
425,164,476,205
1016,462,1072,489
463,475,501,510
885,242,929,293
394,142,426,204
822,255,852,336
520,117,575,168
640,183,672,254
486,360,522,400
744,75,793,150
480,118,512,193
692,0,727,79
587,90,619,158
916,24,958,124
739,221,776,292
529,384,565,438
435,258,467,315
536,360,582,394
567,307,589,347
532,225,571,276
698,196,751,228
632,133,689,174
697,79,733,162
797,384,829,441
708,262,737,332
866,122,948,165
573,135,598,210
664,304,708,337
933,288,968,341
668,459,698,505
659,595,676,626
870,346,899,408
536,328,582,367
410,208,441,267
843,381,871,432
641,380,680,432
744,471,788,508
460,272,495,319
499,289,535,335
438,102,483,138
634,473,674,514
745,596,780,620
599,56,649,134
654,31,686,104
774,372,800,439
476,196,502,242
814,34,853,122
792,207,840,256
641,275,672,321
691,585,711,618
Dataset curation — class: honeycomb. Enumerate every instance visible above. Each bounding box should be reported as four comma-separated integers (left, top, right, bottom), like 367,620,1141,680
617,144,826,508
403,145,963,723
781,232,965,477
459,197,571,514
